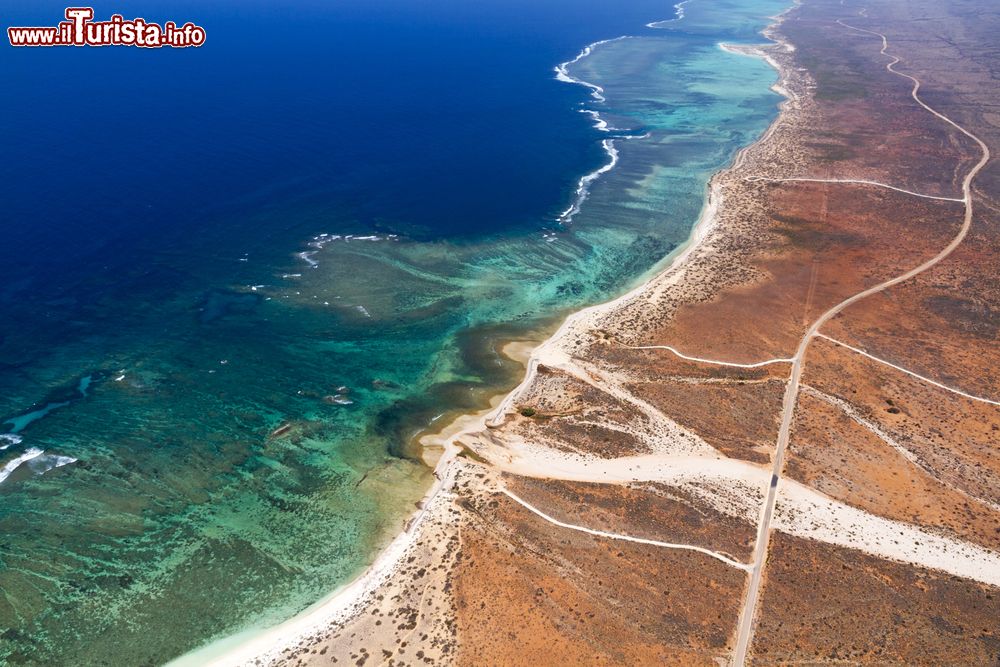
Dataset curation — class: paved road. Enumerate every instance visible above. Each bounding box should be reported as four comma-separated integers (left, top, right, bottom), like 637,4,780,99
730,16,991,666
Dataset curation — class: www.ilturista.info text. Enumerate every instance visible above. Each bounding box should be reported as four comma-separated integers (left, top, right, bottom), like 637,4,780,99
8,8,206,48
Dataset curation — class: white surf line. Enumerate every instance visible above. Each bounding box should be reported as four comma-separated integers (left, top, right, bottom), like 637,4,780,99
554,36,627,103
0,447,44,485
816,333,1000,407
625,344,795,369
745,176,965,202
501,488,752,571
486,9,787,430
553,36,629,225
557,138,620,224
732,17,993,666
646,0,695,28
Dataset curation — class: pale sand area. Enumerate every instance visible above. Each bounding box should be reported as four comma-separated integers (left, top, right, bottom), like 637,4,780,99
168,461,463,667
169,145,742,667
170,2,1000,662
169,9,807,664
169,338,538,666
418,339,538,467
474,436,1000,588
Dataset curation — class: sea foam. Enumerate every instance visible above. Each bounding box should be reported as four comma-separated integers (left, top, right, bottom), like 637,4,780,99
0,433,22,451
554,36,651,224
557,138,619,224
296,234,398,269
0,447,45,485
646,0,694,28
30,453,78,477
553,36,630,103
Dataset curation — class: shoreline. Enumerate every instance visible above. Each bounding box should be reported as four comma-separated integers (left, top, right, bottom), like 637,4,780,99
416,338,539,469
172,4,798,664
169,339,538,667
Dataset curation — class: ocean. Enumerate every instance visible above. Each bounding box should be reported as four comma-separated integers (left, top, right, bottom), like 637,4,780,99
0,0,787,662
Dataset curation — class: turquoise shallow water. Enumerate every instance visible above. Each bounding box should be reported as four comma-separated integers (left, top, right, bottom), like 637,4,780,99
0,0,787,663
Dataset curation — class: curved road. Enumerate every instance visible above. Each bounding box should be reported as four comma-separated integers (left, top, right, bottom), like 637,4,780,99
730,17,992,666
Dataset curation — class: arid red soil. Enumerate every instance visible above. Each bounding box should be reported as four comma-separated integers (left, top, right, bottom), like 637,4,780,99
753,532,1000,665
275,0,1000,664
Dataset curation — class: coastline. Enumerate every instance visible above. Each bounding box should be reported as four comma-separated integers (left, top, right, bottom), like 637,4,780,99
168,338,535,667
486,4,800,433
173,3,800,664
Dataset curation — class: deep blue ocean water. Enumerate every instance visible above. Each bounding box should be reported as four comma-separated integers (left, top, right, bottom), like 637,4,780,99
3,0,674,254
0,0,787,662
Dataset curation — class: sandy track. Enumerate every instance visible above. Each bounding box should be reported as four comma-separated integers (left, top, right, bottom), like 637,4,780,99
744,176,966,202
501,488,753,570
474,441,1000,590
624,343,795,368
816,333,1000,406
731,17,993,666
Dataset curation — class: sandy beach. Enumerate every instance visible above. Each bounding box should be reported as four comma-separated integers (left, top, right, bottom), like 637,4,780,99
170,6,807,664
173,0,1000,661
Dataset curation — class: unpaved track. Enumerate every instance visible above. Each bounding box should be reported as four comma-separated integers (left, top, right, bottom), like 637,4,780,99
744,176,966,202
730,18,992,666
816,333,1000,406
501,488,752,570
624,344,795,368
